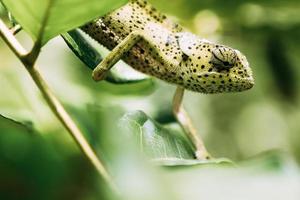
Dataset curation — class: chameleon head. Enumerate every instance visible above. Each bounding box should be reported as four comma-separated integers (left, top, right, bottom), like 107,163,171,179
203,45,254,93
177,36,254,93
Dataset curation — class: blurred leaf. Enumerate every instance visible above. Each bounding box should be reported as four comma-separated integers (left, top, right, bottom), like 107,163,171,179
0,114,33,134
238,150,294,172
0,114,108,200
238,4,300,29
62,29,152,84
120,110,232,166
106,63,151,84
155,157,233,167
0,1,8,19
2,0,127,45
163,152,300,200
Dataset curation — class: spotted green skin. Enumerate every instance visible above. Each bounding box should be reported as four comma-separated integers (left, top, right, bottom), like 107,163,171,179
81,0,254,93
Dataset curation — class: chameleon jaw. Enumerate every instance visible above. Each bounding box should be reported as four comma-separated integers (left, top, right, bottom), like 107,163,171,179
186,71,254,94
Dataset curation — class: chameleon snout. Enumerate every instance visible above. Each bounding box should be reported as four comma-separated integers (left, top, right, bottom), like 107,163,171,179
188,46,254,93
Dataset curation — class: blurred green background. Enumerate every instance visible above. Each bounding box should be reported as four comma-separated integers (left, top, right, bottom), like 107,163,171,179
0,0,300,199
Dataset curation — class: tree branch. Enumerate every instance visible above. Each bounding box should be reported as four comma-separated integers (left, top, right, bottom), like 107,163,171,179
0,18,117,191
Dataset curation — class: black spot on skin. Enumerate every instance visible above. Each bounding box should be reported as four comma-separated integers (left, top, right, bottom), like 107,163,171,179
182,54,189,61
108,32,114,37
201,65,205,69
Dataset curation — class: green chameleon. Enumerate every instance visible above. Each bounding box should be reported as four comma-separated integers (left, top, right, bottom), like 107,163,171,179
80,0,254,160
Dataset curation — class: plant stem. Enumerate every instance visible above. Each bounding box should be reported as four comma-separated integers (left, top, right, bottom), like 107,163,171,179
27,67,117,191
0,19,117,191
0,20,27,57
10,24,22,35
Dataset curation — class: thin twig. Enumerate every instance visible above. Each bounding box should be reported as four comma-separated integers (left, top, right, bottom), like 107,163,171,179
0,20,27,57
0,19,117,191
10,24,22,35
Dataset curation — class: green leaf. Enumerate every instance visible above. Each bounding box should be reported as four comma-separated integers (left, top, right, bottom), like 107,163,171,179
0,115,35,161
61,30,103,70
62,29,151,84
0,114,96,200
2,0,127,45
0,114,34,134
119,110,233,166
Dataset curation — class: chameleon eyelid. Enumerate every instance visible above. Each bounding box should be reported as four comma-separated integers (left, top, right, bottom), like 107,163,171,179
212,51,235,70
218,48,225,58
212,51,225,64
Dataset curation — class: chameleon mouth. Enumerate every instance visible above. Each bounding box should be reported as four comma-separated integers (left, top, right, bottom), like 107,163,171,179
228,73,255,91
237,76,255,90
192,72,254,93
243,76,255,85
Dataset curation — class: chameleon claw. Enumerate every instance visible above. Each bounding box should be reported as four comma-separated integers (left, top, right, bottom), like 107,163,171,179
92,69,108,81
195,150,212,160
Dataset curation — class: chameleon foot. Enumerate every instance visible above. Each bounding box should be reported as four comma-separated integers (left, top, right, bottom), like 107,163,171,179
92,68,109,81
195,149,211,160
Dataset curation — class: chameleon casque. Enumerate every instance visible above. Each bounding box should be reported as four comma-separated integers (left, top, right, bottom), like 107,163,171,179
80,0,254,159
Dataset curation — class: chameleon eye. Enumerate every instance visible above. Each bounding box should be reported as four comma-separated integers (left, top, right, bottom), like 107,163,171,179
211,46,237,70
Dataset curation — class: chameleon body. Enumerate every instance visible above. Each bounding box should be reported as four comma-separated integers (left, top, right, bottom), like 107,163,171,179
81,0,254,93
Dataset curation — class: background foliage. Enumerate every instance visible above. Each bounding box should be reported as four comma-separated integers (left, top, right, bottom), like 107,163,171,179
0,0,300,199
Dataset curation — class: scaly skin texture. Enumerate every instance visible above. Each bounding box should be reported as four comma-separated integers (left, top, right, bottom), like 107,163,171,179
81,0,254,93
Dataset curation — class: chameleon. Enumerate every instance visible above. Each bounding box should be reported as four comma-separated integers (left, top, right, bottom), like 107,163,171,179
80,0,254,159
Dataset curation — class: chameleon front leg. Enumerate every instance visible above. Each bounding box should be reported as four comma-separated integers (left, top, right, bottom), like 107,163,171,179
92,30,177,81
172,86,211,160
92,32,142,81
